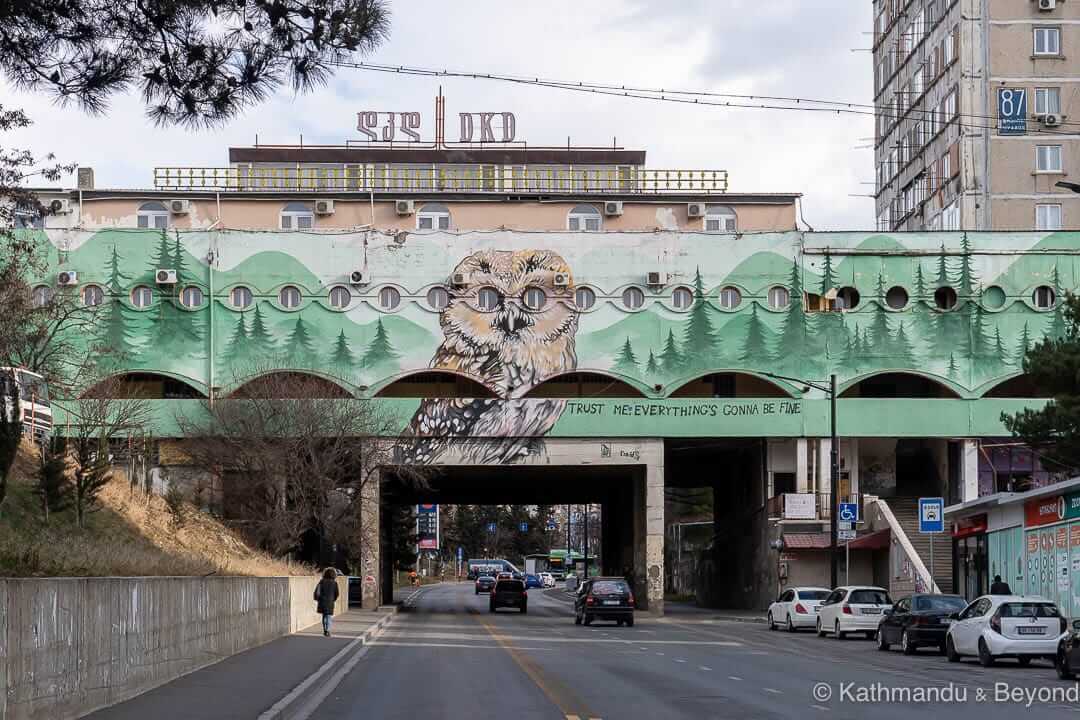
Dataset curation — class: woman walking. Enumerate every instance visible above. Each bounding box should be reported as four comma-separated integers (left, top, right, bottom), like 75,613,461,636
314,568,340,637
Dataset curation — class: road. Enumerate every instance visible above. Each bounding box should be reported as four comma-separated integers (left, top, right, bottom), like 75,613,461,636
314,582,1080,719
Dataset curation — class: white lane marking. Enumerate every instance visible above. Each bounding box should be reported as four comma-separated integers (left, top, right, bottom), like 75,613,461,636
674,659,687,663
764,688,783,695
811,704,830,712
656,652,665,656
699,666,712,671
373,631,739,646
368,641,556,650
728,676,743,681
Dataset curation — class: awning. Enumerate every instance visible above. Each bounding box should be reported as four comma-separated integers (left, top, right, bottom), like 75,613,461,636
782,533,832,550
846,528,891,550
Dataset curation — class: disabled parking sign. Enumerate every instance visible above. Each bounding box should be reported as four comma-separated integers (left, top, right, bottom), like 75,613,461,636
838,503,858,523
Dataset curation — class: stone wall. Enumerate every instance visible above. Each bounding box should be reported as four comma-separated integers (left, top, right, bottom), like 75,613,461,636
0,575,347,720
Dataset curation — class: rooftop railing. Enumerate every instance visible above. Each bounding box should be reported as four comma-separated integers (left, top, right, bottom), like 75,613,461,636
153,165,729,194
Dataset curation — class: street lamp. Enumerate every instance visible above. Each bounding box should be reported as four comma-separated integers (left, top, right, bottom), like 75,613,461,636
760,372,840,588
1055,181,1080,193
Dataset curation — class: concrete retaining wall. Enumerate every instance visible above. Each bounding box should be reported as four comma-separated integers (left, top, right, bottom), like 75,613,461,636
0,575,348,720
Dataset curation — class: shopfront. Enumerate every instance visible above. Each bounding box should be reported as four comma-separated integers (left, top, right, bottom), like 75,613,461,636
1022,489,1080,619
952,513,988,600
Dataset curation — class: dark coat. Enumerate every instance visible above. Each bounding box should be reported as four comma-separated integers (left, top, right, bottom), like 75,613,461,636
314,577,340,615
989,581,1012,595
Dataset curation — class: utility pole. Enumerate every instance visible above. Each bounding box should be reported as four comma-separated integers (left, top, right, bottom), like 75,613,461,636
583,503,589,578
830,373,839,589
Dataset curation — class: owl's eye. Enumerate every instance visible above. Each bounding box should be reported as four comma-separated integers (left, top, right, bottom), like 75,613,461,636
477,286,503,311
522,287,547,311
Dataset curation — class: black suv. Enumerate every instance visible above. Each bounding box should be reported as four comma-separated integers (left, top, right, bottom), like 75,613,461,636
490,579,528,613
575,577,635,627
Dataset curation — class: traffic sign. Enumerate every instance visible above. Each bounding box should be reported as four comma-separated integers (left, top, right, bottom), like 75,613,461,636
919,497,945,534
519,522,528,532
838,529,856,541
456,546,463,560
838,503,858,523
838,521,852,531
487,522,496,533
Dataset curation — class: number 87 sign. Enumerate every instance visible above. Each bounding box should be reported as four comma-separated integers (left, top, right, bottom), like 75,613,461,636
998,88,1027,135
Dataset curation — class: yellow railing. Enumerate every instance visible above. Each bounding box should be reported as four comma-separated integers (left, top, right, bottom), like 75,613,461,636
152,166,729,194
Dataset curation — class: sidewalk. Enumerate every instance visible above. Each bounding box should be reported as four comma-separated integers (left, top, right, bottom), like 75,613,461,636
659,600,766,624
85,609,396,720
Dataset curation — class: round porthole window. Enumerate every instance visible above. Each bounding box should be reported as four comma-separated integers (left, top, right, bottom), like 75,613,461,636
427,286,450,310
672,287,693,311
574,286,596,311
768,286,790,310
477,287,502,311
621,287,645,310
885,286,909,310
523,287,547,310
836,286,860,310
934,286,958,310
378,286,401,310
982,285,1006,310
718,286,742,310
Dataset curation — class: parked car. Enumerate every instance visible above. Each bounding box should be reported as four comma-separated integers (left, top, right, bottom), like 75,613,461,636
475,575,496,594
524,573,544,589
539,572,556,588
767,586,830,632
946,595,1066,667
574,577,635,627
1054,619,1080,679
816,586,892,639
876,593,967,654
490,578,528,613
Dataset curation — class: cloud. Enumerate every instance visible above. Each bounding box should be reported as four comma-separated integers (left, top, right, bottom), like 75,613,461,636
0,0,874,229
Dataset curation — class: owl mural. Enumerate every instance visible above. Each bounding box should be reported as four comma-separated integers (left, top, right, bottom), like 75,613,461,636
402,249,579,465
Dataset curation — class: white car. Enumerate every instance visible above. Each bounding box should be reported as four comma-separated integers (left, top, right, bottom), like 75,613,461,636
539,572,556,588
767,586,831,632
945,595,1066,667
816,586,892,639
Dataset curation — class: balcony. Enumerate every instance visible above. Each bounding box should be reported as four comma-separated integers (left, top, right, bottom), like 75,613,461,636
766,492,865,522
152,165,729,195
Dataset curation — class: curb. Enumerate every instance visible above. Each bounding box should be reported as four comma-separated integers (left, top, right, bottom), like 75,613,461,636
258,608,398,720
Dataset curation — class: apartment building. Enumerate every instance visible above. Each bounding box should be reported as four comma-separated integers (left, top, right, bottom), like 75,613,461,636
873,0,1080,231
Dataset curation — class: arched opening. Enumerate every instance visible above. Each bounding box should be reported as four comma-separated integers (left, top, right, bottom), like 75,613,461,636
522,372,647,398
231,371,353,399
982,374,1040,398
82,372,206,399
840,372,961,399
376,371,496,398
668,372,794,398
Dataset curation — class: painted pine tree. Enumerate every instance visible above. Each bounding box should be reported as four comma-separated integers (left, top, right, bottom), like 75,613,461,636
1016,322,1032,365
680,267,719,371
773,258,815,366
360,318,400,369
968,298,994,361
146,231,200,349
611,337,639,376
246,304,277,360
867,273,893,359
946,352,960,381
740,302,769,364
95,244,139,365
645,350,659,375
171,236,203,341
892,320,916,366
1047,265,1068,341
284,316,317,367
931,242,969,359
840,321,861,371
223,312,249,367
957,234,977,301
993,327,1010,368
331,329,356,374
658,329,682,376
910,263,937,347
816,251,846,353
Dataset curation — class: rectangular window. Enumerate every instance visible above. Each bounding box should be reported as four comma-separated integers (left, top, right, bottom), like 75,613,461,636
1035,87,1061,115
1037,145,1063,173
1034,27,1061,56
418,216,433,230
943,30,955,65
943,201,960,230
137,215,149,229
568,217,580,231
944,90,958,120
1036,204,1062,230
942,151,951,180
584,217,600,232
280,215,292,230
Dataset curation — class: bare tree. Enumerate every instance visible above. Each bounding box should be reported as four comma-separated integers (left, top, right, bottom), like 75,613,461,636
176,369,426,565
62,374,152,527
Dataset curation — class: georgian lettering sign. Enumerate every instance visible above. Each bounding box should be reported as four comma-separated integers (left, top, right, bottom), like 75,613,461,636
356,95,516,143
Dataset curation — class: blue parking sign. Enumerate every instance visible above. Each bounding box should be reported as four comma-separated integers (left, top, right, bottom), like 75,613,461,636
919,497,945,534
838,503,858,523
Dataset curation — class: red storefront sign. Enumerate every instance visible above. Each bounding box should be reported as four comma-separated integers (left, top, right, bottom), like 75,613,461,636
951,514,988,539
1025,495,1068,527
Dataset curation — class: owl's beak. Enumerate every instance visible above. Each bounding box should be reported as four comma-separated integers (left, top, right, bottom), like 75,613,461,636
496,306,530,336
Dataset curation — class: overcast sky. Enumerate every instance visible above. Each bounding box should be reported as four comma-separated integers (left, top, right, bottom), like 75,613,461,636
1,0,874,230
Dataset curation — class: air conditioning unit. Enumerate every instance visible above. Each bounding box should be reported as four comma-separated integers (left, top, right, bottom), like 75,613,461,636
1038,0,1057,11
349,269,370,285
155,269,178,285
49,198,72,215
646,271,668,287
687,202,706,218
395,200,415,215
451,271,470,287
1043,113,1062,127
553,272,571,287
169,199,190,215
57,270,78,286
604,201,624,216
315,199,335,215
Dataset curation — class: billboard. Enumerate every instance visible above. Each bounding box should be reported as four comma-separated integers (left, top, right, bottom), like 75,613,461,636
417,504,439,550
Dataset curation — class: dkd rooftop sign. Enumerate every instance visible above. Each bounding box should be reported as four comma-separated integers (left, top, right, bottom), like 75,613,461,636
356,93,516,143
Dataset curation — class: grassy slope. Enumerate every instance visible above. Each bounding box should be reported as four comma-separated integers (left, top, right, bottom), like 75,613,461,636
0,441,309,577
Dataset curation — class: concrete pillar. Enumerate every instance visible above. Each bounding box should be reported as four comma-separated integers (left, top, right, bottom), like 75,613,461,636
796,438,809,493
818,438,832,497
360,470,381,609
846,438,860,495
962,439,980,502
645,456,665,615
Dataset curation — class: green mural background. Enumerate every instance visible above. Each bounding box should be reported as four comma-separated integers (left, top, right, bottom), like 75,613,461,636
32,228,1080,399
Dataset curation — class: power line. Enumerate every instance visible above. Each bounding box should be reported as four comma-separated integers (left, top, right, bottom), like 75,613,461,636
327,59,1080,135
